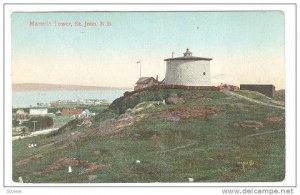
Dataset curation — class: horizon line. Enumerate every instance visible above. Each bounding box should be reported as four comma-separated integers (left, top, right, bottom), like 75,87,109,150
12,82,133,89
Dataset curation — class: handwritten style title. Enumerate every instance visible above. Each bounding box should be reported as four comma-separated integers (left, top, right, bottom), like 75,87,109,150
29,21,112,27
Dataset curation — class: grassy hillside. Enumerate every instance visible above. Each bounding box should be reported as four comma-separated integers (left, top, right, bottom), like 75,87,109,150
12,89,285,183
274,90,285,102
236,90,285,106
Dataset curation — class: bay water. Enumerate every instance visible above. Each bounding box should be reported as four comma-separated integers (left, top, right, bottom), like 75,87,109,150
12,89,129,108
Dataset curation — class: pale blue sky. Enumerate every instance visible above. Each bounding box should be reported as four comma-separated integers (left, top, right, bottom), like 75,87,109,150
12,11,285,88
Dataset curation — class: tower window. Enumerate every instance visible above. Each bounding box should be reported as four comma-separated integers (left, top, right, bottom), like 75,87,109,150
203,72,206,76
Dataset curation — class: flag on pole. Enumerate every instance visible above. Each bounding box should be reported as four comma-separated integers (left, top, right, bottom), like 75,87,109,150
137,60,141,77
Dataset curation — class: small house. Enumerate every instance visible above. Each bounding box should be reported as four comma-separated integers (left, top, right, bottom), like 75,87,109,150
29,108,48,115
134,77,158,91
79,109,95,118
56,110,62,115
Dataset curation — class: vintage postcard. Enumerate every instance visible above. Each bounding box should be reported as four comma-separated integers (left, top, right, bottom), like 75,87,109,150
3,4,296,190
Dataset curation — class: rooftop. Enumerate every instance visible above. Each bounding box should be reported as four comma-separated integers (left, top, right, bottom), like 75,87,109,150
164,48,212,61
135,77,157,84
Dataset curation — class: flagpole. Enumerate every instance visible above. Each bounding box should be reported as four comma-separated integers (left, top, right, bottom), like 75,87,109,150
140,61,141,78
137,60,141,78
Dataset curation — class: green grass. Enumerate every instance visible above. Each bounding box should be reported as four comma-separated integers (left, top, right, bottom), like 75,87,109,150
12,130,23,136
12,89,285,183
236,90,271,100
13,104,109,116
49,104,109,113
236,90,284,106
273,90,285,102
53,116,72,128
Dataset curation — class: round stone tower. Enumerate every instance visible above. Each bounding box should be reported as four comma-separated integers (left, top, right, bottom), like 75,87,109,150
164,49,212,86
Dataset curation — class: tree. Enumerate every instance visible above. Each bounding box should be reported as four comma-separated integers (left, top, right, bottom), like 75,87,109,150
22,116,54,131
12,119,20,127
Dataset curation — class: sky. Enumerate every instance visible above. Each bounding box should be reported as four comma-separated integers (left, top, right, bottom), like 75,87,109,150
11,11,285,89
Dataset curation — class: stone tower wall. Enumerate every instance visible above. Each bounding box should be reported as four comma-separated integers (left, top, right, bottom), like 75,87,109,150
164,60,211,86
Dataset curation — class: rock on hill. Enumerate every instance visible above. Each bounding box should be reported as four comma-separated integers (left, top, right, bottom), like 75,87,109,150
12,88,285,183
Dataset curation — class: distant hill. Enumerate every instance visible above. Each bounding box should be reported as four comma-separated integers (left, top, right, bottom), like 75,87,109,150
12,83,130,91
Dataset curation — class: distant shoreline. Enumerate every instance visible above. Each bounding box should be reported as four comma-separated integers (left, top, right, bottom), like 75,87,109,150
12,83,132,91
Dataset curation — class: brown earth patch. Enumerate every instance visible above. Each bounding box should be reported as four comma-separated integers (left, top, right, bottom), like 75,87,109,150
228,103,258,111
85,113,149,138
165,115,181,122
88,174,98,181
233,121,263,130
180,93,206,100
56,141,76,150
93,148,109,156
163,106,221,120
265,116,284,125
41,157,109,173
166,93,210,105
166,95,185,105
85,162,107,172
68,134,83,142
15,154,43,166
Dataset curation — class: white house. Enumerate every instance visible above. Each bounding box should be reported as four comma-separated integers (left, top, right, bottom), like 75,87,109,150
29,108,48,115
78,109,96,119
164,48,212,86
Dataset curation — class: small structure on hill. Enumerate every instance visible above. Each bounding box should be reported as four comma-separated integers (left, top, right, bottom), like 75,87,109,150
56,110,62,115
29,108,48,116
164,48,212,86
240,84,275,97
134,77,159,90
79,109,95,119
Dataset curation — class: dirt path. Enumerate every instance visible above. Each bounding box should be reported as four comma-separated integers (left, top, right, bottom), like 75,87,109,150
12,128,59,141
223,90,285,110
245,129,285,138
160,142,198,153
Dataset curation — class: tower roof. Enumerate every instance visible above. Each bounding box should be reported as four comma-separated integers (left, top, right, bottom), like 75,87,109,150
164,48,212,61
183,48,192,56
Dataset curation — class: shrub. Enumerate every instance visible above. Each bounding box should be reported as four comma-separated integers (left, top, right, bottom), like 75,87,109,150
12,119,20,127
22,116,54,131
109,89,172,115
